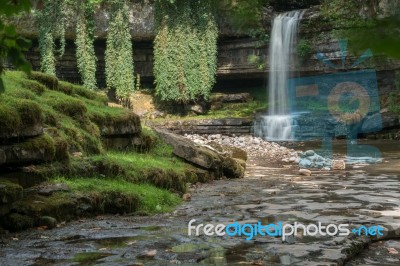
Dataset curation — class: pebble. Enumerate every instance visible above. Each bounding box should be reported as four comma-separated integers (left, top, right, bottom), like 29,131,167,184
182,194,191,201
332,160,346,170
299,169,312,176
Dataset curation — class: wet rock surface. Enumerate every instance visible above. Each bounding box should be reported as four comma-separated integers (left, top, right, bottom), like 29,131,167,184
1,140,400,265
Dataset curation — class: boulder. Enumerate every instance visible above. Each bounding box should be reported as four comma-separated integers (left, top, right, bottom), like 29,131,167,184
154,128,245,178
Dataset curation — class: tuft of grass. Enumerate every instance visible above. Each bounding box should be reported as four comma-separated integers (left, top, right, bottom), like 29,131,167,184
29,71,58,90
53,177,182,213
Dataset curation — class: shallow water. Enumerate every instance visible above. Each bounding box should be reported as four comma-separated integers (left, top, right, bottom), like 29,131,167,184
1,140,400,265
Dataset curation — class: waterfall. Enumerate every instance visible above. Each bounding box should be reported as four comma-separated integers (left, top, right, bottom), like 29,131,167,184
260,11,303,141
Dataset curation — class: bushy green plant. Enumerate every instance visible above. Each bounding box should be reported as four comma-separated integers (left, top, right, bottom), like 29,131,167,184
154,0,217,103
105,0,135,106
297,39,313,63
247,54,265,70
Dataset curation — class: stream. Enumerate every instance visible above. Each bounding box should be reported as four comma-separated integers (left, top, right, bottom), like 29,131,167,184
1,140,400,266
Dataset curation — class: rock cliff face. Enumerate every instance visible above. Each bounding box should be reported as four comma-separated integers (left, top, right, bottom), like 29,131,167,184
18,2,400,104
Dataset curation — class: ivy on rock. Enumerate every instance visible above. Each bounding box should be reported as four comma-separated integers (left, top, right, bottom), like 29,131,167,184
154,0,218,103
36,0,67,76
105,0,135,106
75,1,97,90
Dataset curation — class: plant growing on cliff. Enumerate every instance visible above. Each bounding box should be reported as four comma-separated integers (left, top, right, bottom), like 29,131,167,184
0,0,32,93
36,0,68,75
75,1,97,90
153,0,218,103
297,39,313,64
105,0,135,106
321,0,400,58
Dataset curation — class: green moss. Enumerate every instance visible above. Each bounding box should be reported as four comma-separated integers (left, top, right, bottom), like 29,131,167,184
20,134,56,161
73,252,111,264
135,126,158,152
0,181,23,204
57,81,74,95
59,118,102,155
29,71,58,90
45,93,87,119
0,104,22,137
7,88,37,100
53,136,70,161
10,192,77,221
20,79,46,95
53,177,181,213
14,99,44,126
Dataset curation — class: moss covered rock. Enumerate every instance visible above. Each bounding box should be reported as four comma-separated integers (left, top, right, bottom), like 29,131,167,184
91,112,141,136
0,99,44,139
0,181,23,204
0,134,56,166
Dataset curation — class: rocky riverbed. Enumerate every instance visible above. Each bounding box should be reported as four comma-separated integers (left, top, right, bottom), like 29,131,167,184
184,134,298,162
1,140,400,265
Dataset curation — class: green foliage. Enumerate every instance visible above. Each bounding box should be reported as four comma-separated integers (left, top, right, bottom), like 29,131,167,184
0,0,32,92
321,0,400,58
226,0,267,30
154,0,218,103
247,54,265,70
221,0,269,46
105,0,135,105
75,1,97,90
36,0,68,75
297,39,313,63
321,0,376,28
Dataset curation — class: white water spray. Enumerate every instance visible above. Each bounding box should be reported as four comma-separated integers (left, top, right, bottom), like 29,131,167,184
260,11,303,140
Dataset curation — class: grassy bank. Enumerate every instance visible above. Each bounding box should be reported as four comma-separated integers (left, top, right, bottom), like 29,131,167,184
0,71,196,226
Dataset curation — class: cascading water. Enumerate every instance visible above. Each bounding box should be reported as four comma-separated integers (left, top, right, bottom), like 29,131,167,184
258,11,303,141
